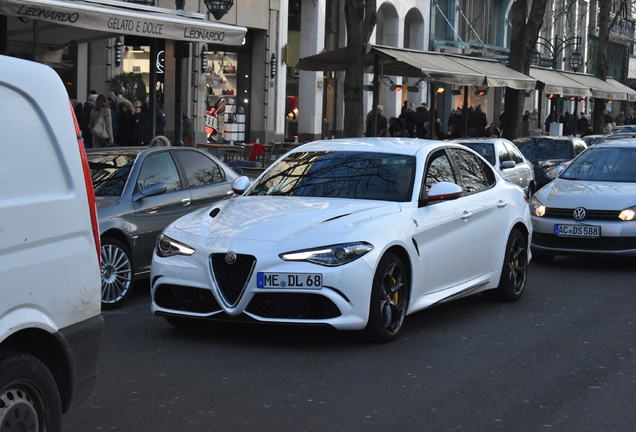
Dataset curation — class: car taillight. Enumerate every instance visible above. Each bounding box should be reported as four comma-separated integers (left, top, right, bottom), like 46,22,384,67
69,101,101,265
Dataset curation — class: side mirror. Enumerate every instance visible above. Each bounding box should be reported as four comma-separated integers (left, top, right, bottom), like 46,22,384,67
231,176,251,195
420,182,463,206
133,183,167,201
501,160,516,169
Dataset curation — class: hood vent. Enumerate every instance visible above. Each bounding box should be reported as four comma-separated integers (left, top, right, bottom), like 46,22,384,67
210,208,220,218
322,213,351,223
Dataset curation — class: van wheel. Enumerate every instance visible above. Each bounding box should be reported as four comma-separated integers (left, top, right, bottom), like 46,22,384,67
101,238,133,309
0,351,62,432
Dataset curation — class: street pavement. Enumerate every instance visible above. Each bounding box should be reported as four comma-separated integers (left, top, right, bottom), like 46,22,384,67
63,255,636,432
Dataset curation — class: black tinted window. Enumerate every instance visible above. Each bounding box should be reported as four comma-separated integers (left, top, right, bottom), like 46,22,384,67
248,151,415,202
89,153,136,197
174,151,224,188
137,152,182,193
424,151,456,193
573,141,587,155
459,143,495,165
497,143,512,163
517,139,574,161
504,142,524,163
449,148,494,194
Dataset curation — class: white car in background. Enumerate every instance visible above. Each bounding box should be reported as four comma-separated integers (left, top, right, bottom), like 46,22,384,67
151,138,532,341
530,141,636,259
454,138,536,196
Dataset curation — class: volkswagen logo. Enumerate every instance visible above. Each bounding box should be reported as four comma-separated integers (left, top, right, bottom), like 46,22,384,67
225,251,237,265
573,207,587,221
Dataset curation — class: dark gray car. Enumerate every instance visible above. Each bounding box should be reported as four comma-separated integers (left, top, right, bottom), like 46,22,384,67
89,147,239,307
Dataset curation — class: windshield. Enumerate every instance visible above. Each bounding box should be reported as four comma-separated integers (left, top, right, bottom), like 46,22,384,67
517,139,573,161
611,126,636,135
89,153,137,196
560,147,636,182
457,143,495,165
247,151,416,202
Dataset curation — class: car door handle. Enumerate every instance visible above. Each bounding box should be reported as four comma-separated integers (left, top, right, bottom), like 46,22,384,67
497,200,507,208
461,210,472,221
181,198,191,207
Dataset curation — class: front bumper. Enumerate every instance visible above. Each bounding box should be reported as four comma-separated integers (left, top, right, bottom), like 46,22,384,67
531,216,636,255
150,244,375,331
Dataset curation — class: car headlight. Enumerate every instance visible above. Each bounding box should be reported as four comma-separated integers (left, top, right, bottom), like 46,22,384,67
156,234,195,257
529,197,546,217
280,242,373,267
619,206,636,221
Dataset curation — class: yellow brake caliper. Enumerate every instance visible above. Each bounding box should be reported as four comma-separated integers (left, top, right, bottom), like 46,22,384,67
391,276,398,303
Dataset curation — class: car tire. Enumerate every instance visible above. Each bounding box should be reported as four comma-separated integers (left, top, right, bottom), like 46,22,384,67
486,229,528,302
101,237,134,309
364,252,410,342
0,351,62,432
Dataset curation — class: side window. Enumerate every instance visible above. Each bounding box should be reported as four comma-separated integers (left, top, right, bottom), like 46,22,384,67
449,148,495,194
424,151,457,194
137,152,182,193
504,142,524,164
497,143,512,163
174,150,224,188
573,141,586,155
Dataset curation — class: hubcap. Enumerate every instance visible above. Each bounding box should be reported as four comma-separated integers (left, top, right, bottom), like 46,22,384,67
0,387,39,432
101,244,132,304
508,237,528,295
379,262,408,336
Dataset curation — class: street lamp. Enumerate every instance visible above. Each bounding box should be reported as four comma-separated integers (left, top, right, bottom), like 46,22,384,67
533,36,581,70
568,50,583,73
203,0,234,20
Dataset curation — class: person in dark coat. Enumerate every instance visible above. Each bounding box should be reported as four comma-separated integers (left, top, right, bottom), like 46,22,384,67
116,98,135,146
577,113,590,135
365,105,388,137
414,103,430,138
131,100,153,146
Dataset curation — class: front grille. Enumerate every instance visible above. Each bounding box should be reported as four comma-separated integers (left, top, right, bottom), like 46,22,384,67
246,293,341,319
544,207,621,221
211,254,256,306
154,285,221,313
533,233,636,251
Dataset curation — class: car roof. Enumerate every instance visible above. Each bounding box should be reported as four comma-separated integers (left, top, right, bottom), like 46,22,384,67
452,138,512,145
594,139,636,147
86,146,207,156
290,137,447,156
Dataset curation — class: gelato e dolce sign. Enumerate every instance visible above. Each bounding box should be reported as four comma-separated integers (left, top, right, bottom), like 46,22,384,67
107,18,164,35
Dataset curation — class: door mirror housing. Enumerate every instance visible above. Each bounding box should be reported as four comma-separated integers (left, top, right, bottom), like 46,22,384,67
500,160,516,170
420,182,463,206
133,183,167,201
231,176,251,195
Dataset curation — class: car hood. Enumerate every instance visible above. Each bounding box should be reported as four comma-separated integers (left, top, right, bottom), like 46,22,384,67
95,196,121,210
536,178,636,210
533,159,568,170
168,196,401,244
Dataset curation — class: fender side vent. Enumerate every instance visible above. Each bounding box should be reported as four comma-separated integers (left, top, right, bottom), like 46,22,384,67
210,208,220,218
412,238,420,256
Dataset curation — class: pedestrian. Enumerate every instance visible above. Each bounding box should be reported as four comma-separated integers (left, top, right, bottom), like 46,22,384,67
107,92,119,140
577,113,590,135
89,94,114,148
116,98,135,146
522,110,530,136
182,115,195,146
365,105,388,137
414,103,429,138
485,121,501,137
131,100,153,146
404,103,416,137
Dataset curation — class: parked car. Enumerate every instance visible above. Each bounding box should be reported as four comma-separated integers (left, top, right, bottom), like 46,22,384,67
150,138,532,341
454,138,536,196
581,134,608,146
89,147,239,308
513,136,587,189
0,55,102,431
529,141,636,260
609,125,636,135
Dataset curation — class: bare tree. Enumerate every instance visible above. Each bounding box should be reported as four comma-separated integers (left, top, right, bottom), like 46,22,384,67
592,0,627,133
502,0,549,139
343,0,377,137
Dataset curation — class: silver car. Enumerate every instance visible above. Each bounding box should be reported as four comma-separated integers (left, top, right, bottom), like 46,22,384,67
454,138,536,196
529,141,636,260
89,147,239,307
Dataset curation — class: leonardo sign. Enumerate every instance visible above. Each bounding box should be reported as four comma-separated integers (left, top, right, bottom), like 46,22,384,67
0,0,246,46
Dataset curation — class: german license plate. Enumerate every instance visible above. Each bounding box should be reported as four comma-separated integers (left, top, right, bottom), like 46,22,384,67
257,272,322,289
554,224,601,238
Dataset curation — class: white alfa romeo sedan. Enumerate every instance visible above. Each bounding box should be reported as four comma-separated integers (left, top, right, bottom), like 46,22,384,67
151,138,532,341
530,141,636,259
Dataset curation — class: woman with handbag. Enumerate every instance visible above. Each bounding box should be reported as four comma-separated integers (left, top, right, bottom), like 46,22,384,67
89,94,114,147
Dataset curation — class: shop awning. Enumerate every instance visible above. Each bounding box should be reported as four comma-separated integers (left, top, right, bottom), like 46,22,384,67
528,67,592,98
296,45,536,90
607,78,636,102
560,72,628,101
0,0,247,45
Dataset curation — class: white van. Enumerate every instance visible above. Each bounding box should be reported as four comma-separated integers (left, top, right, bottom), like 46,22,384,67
0,56,102,431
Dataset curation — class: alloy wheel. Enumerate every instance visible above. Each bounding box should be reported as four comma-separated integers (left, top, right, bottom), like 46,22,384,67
508,236,528,295
379,261,408,336
101,243,132,305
